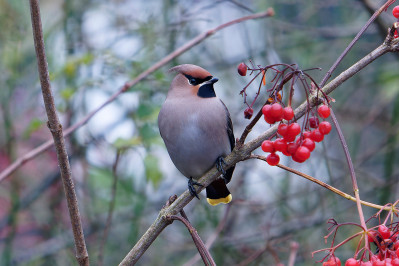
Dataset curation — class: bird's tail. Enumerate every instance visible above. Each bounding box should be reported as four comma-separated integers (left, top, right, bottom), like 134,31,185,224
206,178,232,206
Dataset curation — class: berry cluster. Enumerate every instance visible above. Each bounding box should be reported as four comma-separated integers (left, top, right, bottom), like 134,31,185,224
322,224,399,265
261,102,332,166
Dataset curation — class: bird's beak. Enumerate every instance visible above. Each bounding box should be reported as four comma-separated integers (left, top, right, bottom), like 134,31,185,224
207,77,219,84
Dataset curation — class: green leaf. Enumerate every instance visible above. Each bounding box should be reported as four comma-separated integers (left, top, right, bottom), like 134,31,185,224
63,61,77,78
60,87,76,100
144,154,162,188
22,118,44,139
113,137,142,149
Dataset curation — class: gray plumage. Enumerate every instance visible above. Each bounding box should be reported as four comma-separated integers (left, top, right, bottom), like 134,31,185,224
158,64,235,205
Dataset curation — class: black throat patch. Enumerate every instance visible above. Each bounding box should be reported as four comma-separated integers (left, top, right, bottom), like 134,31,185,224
197,83,216,98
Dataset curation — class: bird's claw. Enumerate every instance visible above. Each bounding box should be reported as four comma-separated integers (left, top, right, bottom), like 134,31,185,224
188,177,203,199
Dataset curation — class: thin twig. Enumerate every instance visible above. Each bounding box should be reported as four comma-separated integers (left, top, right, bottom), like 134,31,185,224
252,155,392,211
29,0,89,265
183,204,231,266
0,8,275,184
319,0,397,88
166,215,216,266
98,151,122,266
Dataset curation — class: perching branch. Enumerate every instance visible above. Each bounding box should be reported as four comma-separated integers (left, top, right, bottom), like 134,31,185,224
29,0,89,265
0,8,275,183
119,31,399,266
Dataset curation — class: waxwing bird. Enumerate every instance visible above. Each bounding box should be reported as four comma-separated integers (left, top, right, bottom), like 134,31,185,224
158,64,235,206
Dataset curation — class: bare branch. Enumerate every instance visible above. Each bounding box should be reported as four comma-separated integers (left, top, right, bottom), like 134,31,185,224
166,215,216,266
29,0,89,265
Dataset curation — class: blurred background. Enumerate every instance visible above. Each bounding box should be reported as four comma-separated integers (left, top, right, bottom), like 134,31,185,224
0,0,399,265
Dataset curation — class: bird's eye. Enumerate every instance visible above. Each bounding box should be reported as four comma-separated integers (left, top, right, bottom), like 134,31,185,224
189,78,197,85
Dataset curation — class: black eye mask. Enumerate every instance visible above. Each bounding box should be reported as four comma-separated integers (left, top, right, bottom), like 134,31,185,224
184,74,212,86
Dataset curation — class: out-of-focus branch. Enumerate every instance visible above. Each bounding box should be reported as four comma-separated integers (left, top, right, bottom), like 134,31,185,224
119,31,399,266
0,8,275,184
319,0,397,88
98,151,121,266
166,215,216,266
183,204,231,266
29,0,89,265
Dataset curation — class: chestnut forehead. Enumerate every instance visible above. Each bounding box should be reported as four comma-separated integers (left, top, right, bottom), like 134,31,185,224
181,66,212,79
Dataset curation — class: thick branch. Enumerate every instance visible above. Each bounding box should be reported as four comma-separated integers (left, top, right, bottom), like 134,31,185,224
29,1,89,265
0,8,275,183
119,37,399,265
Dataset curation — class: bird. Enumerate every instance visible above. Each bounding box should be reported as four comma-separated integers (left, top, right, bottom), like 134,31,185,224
158,64,235,206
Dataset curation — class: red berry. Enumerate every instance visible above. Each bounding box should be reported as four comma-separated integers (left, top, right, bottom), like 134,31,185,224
284,123,301,142
266,153,280,166
378,224,391,239
244,107,254,119
318,104,331,118
264,115,276,124
345,258,359,266
393,5,399,18
309,117,320,128
288,122,301,135
311,129,324,142
261,140,275,153
278,123,288,136
323,256,341,266
274,138,288,153
294,146,310,162
263,105,276,124
283,106,294,120
269,103,284,122
237,62,248,76
283,134,296,143
302,138,316,152
368,230,378,243
287,142,299,155
359,262,372,266
392,258,399,266
303,130,311,139
372,259,385,266
319,121,332,135
262,104,271,116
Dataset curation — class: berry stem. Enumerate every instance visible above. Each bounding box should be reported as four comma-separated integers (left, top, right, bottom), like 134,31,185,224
330,109,368,235
248,155,393,211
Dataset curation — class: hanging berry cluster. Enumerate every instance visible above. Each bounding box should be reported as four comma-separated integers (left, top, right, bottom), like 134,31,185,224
261,103,331,165
237,61,332,166
312,209,399,266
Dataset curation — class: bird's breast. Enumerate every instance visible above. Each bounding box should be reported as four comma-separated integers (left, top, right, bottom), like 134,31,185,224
158,97,231,179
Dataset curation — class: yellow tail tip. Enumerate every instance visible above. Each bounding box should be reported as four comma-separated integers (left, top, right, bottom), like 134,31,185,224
206,194,232,206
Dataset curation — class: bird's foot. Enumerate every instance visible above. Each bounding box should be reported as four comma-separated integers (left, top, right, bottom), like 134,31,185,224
216,156,227,181
188,177,203,199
